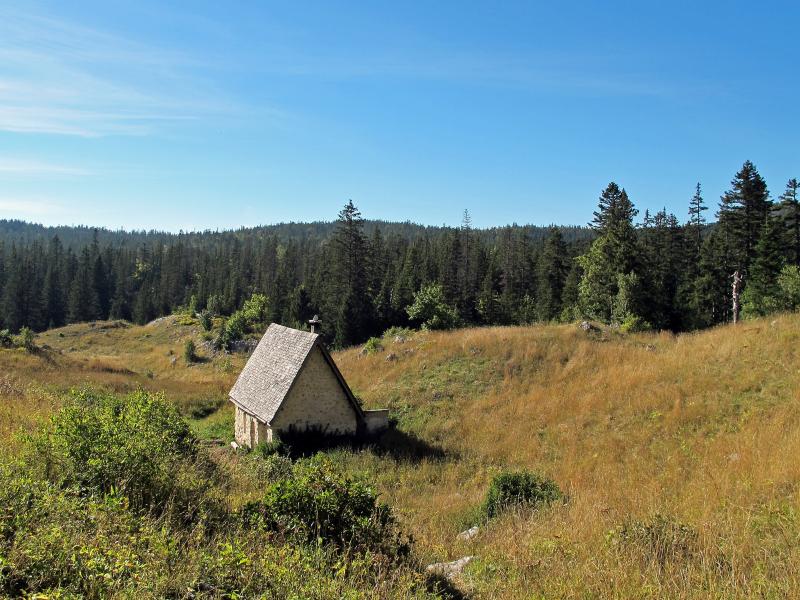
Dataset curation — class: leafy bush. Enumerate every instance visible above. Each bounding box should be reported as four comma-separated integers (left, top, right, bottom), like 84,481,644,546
14,326,35,351
0,329,12,348
240,293,270,325
484,470,562,519
362,336,384,354
184,339,198,363
255,433,288,458
383,326,415,339
28,389,221,523
0,469,174,598
206,293,224,316
198,309,213,331
241,457,410,558
406,283,459,331
620,314,652,333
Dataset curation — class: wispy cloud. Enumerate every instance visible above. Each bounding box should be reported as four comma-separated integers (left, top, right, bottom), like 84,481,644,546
0,157,90,176
0,6,232,137
0,197,65,216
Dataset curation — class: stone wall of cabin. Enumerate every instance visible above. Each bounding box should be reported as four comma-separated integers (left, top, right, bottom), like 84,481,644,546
272,345,358,435
234,404,272,448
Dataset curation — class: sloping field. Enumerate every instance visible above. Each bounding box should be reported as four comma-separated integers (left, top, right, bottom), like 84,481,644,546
2,314,800,597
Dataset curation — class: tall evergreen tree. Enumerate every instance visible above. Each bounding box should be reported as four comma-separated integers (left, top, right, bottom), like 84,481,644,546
717,160,771,273
330,200,373,346
687,182,708,256
741,215,786,317
579,183,641,323
778,178,800,265
41,236,66,328
536,227,569,321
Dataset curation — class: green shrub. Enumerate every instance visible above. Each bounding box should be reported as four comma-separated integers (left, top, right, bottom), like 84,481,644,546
198,309,213,331
184,339,197,363
28,389,221,523
406,283,459,331
240,293,270,325
255,433,288,458
0,329,11,348
0,468,174,598
383,326,415,339
240,457,410,558
14,326,35,352
362,336,384,354
620,314,652,333
484,470,562,519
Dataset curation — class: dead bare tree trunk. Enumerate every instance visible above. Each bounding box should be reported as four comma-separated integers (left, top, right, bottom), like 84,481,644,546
731,270,743,324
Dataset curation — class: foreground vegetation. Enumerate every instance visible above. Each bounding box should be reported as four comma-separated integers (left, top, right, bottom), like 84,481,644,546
2,312,800,597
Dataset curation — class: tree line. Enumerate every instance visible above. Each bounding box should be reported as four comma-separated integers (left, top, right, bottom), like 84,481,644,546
1,160,798,347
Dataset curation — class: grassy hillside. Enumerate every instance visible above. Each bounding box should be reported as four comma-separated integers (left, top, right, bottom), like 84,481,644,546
2,314,800,597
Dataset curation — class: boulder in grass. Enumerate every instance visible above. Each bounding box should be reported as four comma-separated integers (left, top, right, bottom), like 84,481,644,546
456,526,479,541
426,556,474,580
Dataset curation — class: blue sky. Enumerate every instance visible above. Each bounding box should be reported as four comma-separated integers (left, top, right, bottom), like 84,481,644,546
1,1,798,231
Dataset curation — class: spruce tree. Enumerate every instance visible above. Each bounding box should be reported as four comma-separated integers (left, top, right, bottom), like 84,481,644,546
778,178,800,265
41,236,66,328
536,227,569,321
579,183,641,323
741,215,786,317
331,200,373,346
718,161,771,273
687,182,707,256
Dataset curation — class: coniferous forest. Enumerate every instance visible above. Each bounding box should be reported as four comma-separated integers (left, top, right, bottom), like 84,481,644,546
1,160,799,347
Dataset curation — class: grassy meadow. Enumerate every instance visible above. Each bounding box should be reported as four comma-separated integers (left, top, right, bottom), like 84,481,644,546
2,314,800,598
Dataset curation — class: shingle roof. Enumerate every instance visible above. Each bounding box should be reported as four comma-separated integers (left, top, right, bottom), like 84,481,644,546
228,323,361,424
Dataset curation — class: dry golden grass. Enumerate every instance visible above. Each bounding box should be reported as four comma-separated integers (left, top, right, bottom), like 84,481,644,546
3,314,800,597
335,316,800,598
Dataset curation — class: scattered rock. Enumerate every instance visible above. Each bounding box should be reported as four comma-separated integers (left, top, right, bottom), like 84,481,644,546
457,526,479,541
230,441,239,450
385,352,397,361
580,321,599,332
229,339,258,354
426,556,474,580
393,335,407,344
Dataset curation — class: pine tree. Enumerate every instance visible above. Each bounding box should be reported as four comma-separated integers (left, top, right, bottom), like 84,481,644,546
41,236,66,328
579,183,641,323
778,178,800,265
68,246,101,323
591,182,638,234
330,200,373,346
1,245,25,332
717,160,771,273
536,227,569,321
687,182,707,256
741,215,786,317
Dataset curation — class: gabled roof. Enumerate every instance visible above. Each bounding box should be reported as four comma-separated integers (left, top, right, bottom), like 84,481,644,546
228,323,362,424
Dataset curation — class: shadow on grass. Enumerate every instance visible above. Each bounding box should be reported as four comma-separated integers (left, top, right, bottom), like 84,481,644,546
424,573,470,600
277,424,453,464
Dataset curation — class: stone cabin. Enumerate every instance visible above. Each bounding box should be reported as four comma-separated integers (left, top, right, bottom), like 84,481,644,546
229,323,389,448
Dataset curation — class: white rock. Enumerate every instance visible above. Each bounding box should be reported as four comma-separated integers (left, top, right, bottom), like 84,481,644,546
425,556,474,580
456,526,479,541
230,441,239,450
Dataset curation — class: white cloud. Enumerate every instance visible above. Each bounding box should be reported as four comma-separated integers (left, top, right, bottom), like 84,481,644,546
0,157,90,176
0,197,65,216
0,6,233,137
